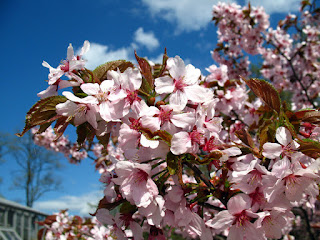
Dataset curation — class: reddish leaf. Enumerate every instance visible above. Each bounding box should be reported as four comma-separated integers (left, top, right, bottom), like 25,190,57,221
17,96,67,137
298,139,320,159
93,60,134,82
53,116,71,140
91,197,126,216
294,110,320,125
135,51,154,91
243,77,281,114
76,123,96,146
235,128,255,148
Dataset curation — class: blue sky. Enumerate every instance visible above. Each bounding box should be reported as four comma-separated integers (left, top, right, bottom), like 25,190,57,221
0,0,303,216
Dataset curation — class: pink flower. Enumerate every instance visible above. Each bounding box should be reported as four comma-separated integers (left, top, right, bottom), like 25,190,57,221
206,194,265,240
112,161,159,208
80,79,128,121
155,56,213,111
56,91,99,129
262,126,299,159
140,104,196,135
43,40,90,85
265,157,319,202
170,129,204,155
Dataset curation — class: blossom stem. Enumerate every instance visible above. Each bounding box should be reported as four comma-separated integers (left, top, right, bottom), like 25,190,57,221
184,161,215,192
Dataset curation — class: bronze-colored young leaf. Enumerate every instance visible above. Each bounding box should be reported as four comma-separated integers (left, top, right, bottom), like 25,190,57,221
92,60,134,82
243,77,281,114
198,150,223,166
158,48,169,77
91,197,126,216
17,96,67,137
76,123,96,146
294,110,320,125
153,130,172,146
235,128,255,149
53,116,71,140
96,132,111,150
135,51,154,91
298,139,320,159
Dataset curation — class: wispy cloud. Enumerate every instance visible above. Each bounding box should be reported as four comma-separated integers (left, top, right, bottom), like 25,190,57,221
79,27,161,69
246,0,301,14
34,190,103,216
134,27,160,51
140,0,234,33
82,43,135,70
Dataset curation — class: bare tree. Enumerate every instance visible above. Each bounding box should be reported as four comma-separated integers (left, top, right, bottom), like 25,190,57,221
2,131,62,207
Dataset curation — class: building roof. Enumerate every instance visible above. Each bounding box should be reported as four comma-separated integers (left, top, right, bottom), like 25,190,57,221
0,197,47,216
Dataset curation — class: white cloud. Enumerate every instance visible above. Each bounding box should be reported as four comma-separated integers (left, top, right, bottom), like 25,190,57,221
34,190,103,216
81,43,135,70
141,0,233,33
149,53,164,64
246,0,301,14
134,27,160,51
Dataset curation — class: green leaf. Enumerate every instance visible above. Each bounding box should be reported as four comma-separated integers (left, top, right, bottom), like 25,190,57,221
120,201,137,214
166,152,178,175
243,77,281,114
17,96,67,137
153,130,172,146
258,119,277,151
92,60,134,82
139,128,172,146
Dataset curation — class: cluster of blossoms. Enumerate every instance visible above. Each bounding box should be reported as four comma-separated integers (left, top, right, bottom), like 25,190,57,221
20,0,320,239
32,127,88,163
211,0,320,110
37,210,116,240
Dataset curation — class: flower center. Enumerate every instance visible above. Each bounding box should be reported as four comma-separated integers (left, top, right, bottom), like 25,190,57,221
158,108,173,124
174,78,186,92
96,92,109,103
234,210,249,227
135,169,148,183
189,131,203,144
126,90,140,105
60,61,70,72
129,118,141,131
284,174,300,186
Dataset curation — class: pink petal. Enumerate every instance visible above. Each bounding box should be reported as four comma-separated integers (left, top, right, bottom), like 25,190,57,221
155,76,174,94
140,134,159,149
86,108,98,129
167,56,186,80
170,132,192,155
80,83,100,95
169,91,188,111
227,194,252,215
56,100,78,116
184,85,213,103
262,142,282,159
275,127,292,146
100,79,115,92
183,64,201,85
171,112,196,129
205,210,234,230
